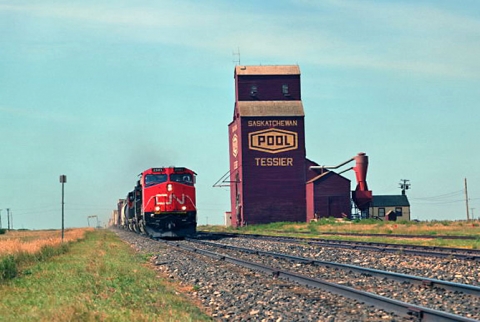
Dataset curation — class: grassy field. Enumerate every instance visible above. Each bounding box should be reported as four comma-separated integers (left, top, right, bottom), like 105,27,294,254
199,218,480,249
0,228,93,256
1,220,478,321
0,229,211,322
0,228,94,281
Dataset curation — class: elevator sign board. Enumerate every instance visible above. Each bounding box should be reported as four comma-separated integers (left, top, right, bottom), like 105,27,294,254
232,134,238,157
248,128,298,154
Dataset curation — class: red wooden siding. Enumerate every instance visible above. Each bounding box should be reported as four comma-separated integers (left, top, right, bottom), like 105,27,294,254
236,75,301,101
306,172,351,221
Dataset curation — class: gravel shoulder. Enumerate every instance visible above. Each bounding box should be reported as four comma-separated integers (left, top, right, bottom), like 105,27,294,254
114,229,414,321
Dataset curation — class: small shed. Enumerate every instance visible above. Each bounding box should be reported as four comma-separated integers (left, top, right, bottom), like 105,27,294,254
306,171,351,221
369,195,411,221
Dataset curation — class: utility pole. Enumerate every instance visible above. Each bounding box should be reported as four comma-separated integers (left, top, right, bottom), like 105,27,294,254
60,175,67,241
399,179,411,195
0,209,2,229
465,178,470,221
6,208,10,230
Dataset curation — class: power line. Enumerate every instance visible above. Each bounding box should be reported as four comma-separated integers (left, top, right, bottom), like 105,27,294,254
11,204,112,217
412,199,464,205
411,189,464,201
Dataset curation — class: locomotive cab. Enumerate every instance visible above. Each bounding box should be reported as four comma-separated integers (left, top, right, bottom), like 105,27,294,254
133,167,197,238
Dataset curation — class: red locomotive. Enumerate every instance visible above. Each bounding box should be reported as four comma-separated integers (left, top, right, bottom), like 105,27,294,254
120,167,197,238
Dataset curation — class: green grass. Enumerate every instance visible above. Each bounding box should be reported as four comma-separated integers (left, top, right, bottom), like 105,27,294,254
199,219,480,249
0,255,17,280
0,230,211,322
0,243,71,283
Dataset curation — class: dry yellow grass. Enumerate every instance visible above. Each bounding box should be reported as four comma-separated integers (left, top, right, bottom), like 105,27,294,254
316,221,480,235
273,220,480,236
0,228,94,256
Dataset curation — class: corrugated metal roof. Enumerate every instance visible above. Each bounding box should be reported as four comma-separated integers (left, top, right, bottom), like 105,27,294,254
372,195,410,207
235,65,300,76
237,101,304,116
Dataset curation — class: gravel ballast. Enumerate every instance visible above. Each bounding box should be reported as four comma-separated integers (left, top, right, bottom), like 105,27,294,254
113,229,479,321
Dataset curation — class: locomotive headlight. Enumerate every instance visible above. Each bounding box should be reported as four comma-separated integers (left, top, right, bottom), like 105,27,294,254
167,184,173,191
155,206,161,212
181,206,187,211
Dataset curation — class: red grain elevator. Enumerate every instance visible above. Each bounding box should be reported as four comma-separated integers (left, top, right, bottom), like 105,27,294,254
228,65,306,227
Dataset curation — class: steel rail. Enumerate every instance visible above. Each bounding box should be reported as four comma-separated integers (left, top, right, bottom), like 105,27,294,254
308,242,480,261
201,232,480,261
161,239,478,322
310,239,480,256
208,231,480,253
188,238,480,296
318,231,479,240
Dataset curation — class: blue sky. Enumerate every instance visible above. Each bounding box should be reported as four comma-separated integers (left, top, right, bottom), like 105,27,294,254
1,0,479,229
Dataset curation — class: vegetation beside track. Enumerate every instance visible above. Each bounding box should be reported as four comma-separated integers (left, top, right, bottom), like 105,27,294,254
0,229,211,322
0,228,92,282
199,218,480,249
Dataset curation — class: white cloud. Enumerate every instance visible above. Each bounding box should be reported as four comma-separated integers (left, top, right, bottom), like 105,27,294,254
2,1,479,79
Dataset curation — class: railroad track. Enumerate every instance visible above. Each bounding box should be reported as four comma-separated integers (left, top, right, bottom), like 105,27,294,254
114,229,480,321
162,237,480,321
200,232,480,261
187,238,480,296
317,232,479,240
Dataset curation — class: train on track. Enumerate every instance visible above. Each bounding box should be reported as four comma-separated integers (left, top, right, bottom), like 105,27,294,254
113,167,197,238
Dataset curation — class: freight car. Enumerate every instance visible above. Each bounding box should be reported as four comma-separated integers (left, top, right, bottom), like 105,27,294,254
119,167,197,238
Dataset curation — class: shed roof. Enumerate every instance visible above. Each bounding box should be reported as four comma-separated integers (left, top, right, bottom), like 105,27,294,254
236,101,304,117
372,195,410,207
306,170,350,184
235,65,300,76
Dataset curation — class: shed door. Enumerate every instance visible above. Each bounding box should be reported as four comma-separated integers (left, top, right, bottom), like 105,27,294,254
328,196,343,218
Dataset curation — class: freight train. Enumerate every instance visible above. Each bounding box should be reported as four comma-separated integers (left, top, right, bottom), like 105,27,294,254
116,167,197,238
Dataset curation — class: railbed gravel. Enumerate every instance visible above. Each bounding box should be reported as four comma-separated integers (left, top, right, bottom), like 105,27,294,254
185,238,480,320
113,229,410,321
208,235,480,286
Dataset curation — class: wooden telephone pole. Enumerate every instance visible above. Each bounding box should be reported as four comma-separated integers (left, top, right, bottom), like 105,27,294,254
465,178,470,221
